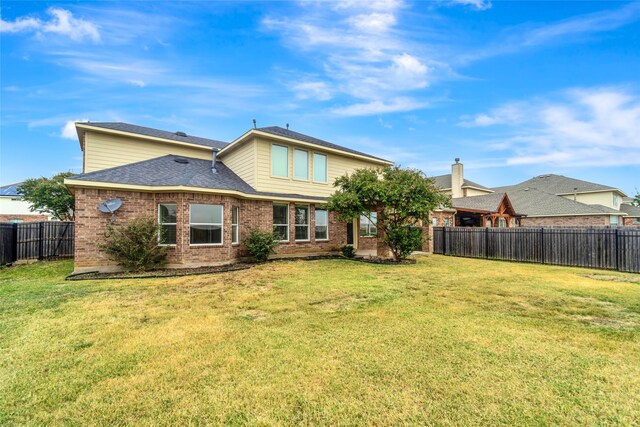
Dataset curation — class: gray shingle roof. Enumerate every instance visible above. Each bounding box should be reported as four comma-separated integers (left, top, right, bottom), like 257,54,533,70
451,192,510,213
257,126,391,163
431,174,492,191
79,122,229,150
492,186,621,216
0,182,23,197
620,203,640,218
68,155,327,201
503,174,619,195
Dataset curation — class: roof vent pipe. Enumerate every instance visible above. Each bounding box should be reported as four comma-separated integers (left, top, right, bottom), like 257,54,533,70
573,187,578,201
212,150,218,173
286,123,289,130
252,119,257,129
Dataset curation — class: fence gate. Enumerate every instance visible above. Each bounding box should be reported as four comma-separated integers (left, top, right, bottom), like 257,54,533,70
0,221,74,265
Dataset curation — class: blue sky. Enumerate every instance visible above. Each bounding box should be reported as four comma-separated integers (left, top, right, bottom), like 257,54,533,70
1,0,639,195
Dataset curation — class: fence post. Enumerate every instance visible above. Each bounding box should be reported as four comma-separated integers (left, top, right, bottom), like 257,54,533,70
615,228,620,271
11,223,18,263
540,227,545,263
485,227,489,258
443,227,447,256
38,222,44,260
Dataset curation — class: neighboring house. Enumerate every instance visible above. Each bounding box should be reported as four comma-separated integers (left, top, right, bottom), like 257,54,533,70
0,183,51,223
65,122,396,272
620,197,640,226
432,159,631,227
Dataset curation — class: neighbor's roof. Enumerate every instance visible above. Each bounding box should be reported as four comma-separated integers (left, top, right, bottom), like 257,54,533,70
255,126,392,163
0,182,22,197
77,122,229,150
620,203,640,218
503,174,623,196
66,155,326,201
451,192,512,213
493,186,622,217
431,174,492,191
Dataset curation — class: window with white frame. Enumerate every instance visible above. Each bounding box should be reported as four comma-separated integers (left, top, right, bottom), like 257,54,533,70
360,212,377,237
444,217,451,227
610,215,619,226
158,203,177,245
431,218,437,227
232,207,239,244
273,203,289,241
313,153,327,183
295,205,310,240
272,144,288,178
190,204,223,245
613,193,619,208
294,148,309,180
315,208,328,240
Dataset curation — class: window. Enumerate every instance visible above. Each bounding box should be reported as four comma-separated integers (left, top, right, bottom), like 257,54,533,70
295,205,310,240
294,149,309,180
431,218,437,227
313,153,327,183
273,204,289,241
232,207,239,244
360,212,377,237
610,215,619,226
272,144,288,178
498,218,506,228
8,218,24,224
190,204,223,245
613,193,619,208
444,217,451,227
315,208,328,240
158,203,177,245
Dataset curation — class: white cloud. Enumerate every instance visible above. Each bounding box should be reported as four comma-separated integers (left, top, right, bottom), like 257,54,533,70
0,8,100,42
292,81,333,101
464,87,640,167
128,79,146,87
61,119,88,140
348,13,397,32
449,0,492,11
330,97,427,116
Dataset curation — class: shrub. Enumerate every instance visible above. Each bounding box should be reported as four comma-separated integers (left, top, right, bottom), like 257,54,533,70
99,216,168,272
340,245,356,258
244,230,279,263
384,226,423,260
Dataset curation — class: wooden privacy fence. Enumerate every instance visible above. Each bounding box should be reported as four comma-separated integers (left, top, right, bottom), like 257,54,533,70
0,222,74,265
433,227,640,273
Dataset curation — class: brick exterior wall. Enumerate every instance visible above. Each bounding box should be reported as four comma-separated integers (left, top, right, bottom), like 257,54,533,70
73,188,348,272
623,216,640,226
0,214,49,223
520,215,612,227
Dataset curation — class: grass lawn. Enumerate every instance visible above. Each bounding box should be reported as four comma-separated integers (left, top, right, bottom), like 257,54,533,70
1,256,639,426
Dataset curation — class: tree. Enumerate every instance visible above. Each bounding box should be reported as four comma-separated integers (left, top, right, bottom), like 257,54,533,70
18,172,75,221
327,166,451,261
633,189,640,207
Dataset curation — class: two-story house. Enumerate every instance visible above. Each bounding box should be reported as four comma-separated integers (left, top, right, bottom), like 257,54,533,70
65,122,393,272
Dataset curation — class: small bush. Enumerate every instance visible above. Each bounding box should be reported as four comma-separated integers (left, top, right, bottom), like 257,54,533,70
384,226,423,260
99,216,168,272
245,230,279,263
340,245,356,258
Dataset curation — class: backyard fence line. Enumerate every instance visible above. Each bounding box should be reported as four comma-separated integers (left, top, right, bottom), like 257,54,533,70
0,222,74,265
432,226,640,273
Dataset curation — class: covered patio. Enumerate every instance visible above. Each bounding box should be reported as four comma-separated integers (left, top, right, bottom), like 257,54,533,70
451,193,522,227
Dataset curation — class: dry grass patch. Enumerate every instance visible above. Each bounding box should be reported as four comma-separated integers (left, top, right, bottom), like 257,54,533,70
1,257,639,426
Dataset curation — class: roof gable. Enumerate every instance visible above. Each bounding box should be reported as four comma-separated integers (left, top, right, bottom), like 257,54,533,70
452,192,517,215
506,174,623,195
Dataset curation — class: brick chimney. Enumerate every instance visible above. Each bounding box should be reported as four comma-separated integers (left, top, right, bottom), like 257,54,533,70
451,158,463,198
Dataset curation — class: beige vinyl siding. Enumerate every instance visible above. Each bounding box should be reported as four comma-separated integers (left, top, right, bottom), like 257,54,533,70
219,140,256,188
464,187,494,197
561,191,621,210
84,131,212,172
254,137,379,198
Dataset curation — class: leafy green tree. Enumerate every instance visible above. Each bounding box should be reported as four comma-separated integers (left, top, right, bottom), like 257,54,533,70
633,190,640,207
327,166,450,261
18,172,75,220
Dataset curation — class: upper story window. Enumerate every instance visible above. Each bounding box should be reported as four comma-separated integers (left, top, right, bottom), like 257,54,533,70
158,203,177,245
313,153,327,183
273,203,289,241
613,193,619,208
360,212,377,237
190,204,223,245
294,148,309,180
272,144,289,178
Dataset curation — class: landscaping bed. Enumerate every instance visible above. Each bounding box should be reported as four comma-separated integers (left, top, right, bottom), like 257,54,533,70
65,255,417,280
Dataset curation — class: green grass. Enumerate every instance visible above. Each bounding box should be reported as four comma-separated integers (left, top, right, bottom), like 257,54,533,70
1,256,639,426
